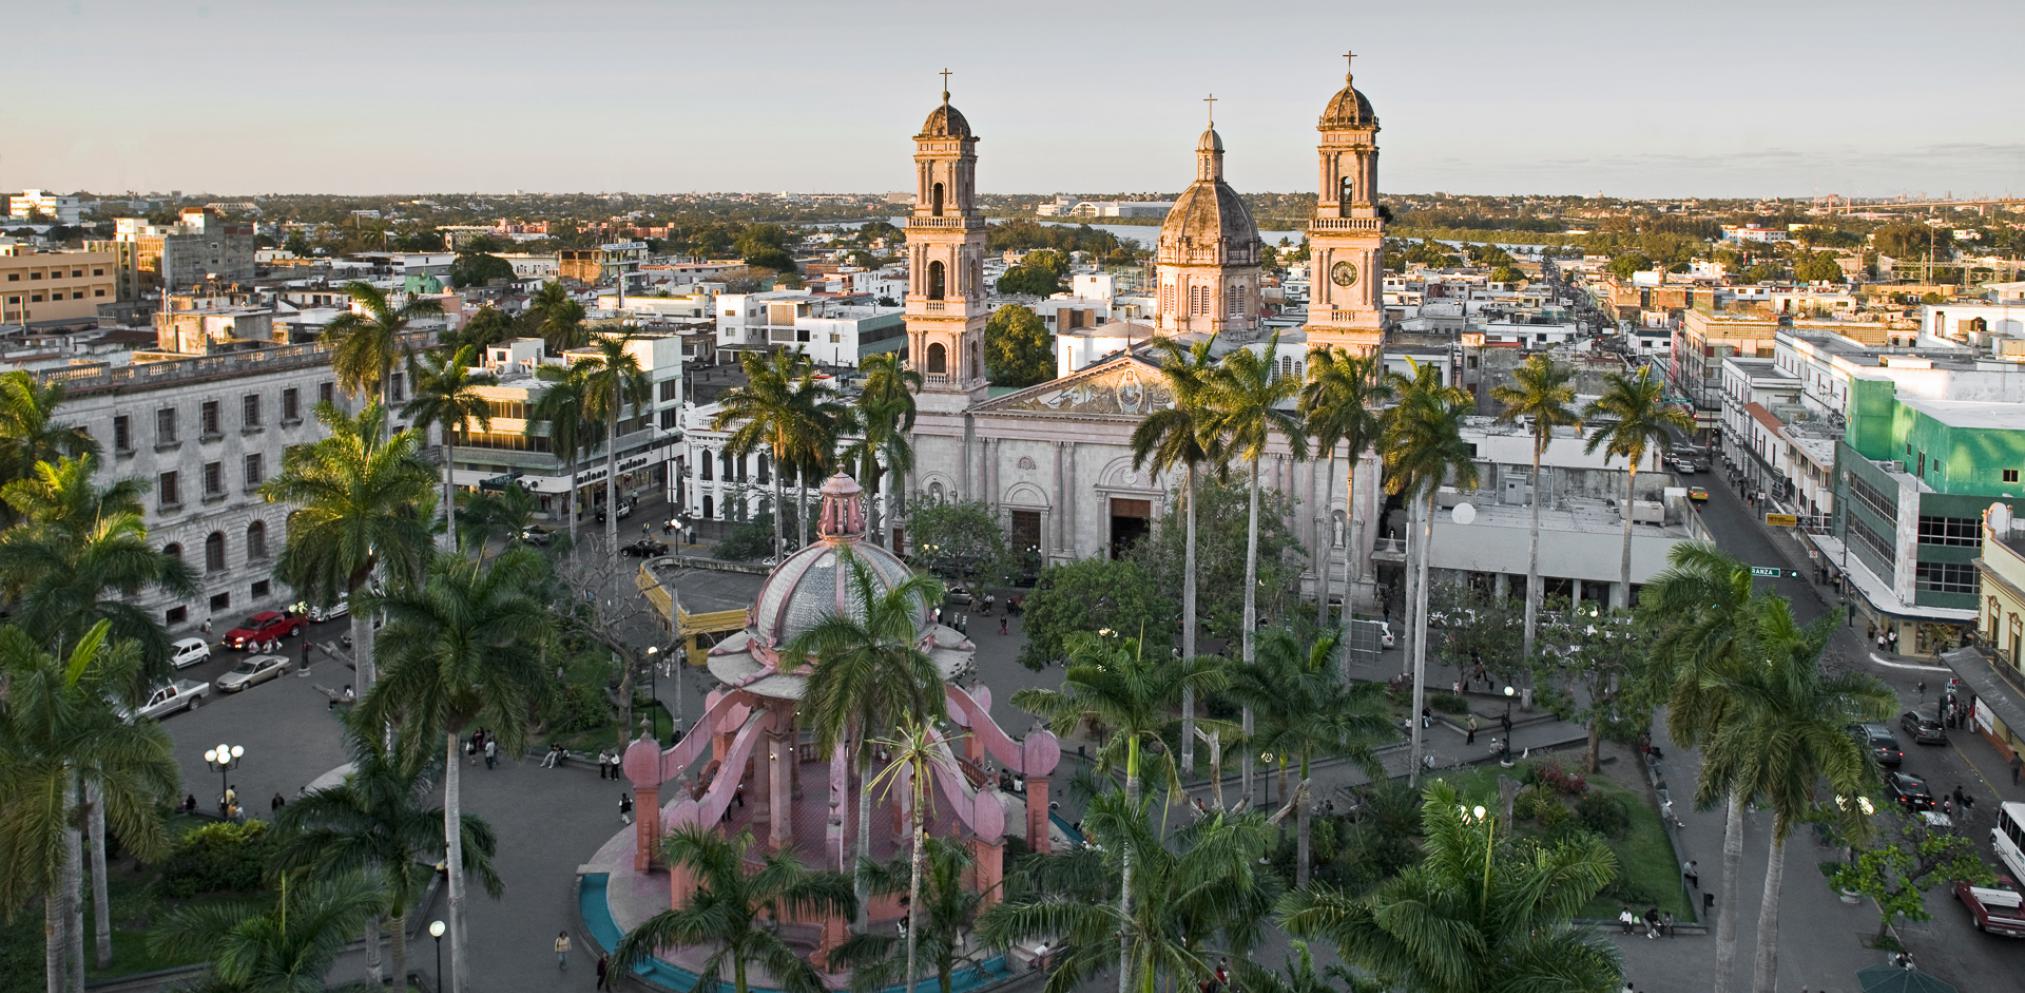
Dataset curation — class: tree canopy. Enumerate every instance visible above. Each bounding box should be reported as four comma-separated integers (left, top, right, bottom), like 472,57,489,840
984,305,1054,387
448,252,514,288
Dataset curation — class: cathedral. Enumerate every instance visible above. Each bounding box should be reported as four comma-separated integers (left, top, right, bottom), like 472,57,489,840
900,60,1388,594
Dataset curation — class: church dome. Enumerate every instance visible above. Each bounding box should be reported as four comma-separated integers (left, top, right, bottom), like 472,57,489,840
919,101,972,139
1195,125,1224,154
747,475,929,652
1159,182,1260,255
1319,79,1376,129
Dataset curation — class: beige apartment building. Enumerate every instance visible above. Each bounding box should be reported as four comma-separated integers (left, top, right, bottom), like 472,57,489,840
0,244,117,325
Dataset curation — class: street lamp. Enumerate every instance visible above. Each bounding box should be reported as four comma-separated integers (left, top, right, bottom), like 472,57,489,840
1502,685,1516,722
429,919,447,990
644,645,660,737
202,743,244,816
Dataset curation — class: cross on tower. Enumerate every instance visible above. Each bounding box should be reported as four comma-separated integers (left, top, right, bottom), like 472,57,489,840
1203,93,1216,126
1343,50,1356,78
939,67,953,102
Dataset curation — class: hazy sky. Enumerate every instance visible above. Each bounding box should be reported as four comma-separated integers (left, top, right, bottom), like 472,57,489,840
8,0,2021,199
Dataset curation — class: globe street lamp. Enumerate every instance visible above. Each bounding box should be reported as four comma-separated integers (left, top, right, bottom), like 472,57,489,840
644,645,660,735
202,743,244,816
429,918,447,989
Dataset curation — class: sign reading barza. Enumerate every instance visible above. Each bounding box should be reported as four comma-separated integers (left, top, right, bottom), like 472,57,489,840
1750,566,1784,578
1764,513,1799,528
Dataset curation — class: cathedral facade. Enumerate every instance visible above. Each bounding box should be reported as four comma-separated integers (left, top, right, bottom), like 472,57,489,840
901,63,1387,591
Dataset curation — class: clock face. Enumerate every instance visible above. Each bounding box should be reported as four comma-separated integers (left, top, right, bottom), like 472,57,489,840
1330,261,1359,287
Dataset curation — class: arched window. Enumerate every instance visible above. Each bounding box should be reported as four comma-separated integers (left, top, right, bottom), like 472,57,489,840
1228,285,1245,317
699,449,713,481
1340,175,1354,215
757,454,770,484
928,261,946,300
163,542,182,563
926,342,948,375
720,451,734,480
204,531,226,573
245,520,267,560
931,182,945,217
701,495,714,520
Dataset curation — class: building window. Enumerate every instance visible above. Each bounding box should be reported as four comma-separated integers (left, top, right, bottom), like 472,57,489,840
246,520,268,560
163,542,182,565
282,387,301,423
242,393,262,428
204,532,226,573
209,592,231,612
157,472,180,508
251,579,270,600
927,342,947,375
1914,560,1976,596
200,400,221,438
2007,469,2021,484
166,606,187,627
319,381,335,406
244,453,264,488
1848,513,1892,565
699,450,713,481
1847,472,1896,523
390,373,405,402
156,408,178,446
113,415,131,453
927,261,946,300
203,461,224,498
1916,515,1980,547
758,455,771,484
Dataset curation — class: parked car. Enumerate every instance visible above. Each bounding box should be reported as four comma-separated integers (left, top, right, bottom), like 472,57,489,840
118,679,209,721
307,596,350,623
1956,875,2025,937
595,498,637,523
1885,771,1937,812
945,586,975,605
1901,707,1947,745
620,538,669,558
518,525,556,547
169,637,212,670
215,654,291,692
1849,723,1904,769
223,611,305,652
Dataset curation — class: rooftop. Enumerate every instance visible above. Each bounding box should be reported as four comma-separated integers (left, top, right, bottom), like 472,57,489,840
1899,397,2025,431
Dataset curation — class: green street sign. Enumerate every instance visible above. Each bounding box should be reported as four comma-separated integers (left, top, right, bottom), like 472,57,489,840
1751,566,1783,578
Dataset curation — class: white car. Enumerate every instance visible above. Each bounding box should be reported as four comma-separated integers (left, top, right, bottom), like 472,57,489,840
1376,620,1397,649
120,679,209,721
169,637,212,670
215,654,290,693
307,597,349,623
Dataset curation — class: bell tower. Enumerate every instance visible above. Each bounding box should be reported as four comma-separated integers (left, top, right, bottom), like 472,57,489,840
1305,52,1385,354
905,70,988,409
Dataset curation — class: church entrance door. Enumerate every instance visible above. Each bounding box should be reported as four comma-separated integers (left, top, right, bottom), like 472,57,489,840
1108,498,1151,560
1009,510,1043,580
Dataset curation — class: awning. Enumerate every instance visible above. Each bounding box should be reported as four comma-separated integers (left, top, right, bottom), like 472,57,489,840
1941,647,2025,739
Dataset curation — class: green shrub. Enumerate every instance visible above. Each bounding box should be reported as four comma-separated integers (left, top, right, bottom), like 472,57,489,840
154,821,272,899
1527,760,1589,797
1575,792,1631,838
1532,799,1576,835
1512,785,1558,823
1428,692,1470,715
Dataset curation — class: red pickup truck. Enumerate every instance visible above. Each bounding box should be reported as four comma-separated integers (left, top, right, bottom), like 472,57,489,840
1955,875,2025,937
223,610,305,652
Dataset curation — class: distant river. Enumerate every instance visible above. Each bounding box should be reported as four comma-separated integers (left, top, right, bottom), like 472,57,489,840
811,217,1307,249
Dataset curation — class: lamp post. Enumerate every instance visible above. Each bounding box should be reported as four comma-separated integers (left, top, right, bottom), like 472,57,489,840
429,919,446,991
644,645,660,738
1502,685,1516,722
202,743,244,816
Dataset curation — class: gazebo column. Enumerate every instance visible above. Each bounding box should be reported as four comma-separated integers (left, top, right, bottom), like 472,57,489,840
970,837,1004,910
633,782,660,871
1025,777,1050,854
768,730,793,848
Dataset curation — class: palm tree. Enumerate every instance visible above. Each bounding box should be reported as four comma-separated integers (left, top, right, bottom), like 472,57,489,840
403,345,496,553
577,333,652,565
1224,625,1389,886
1637,541,1759,993
148,872,382,993
1491,354,1581,662
261,402,436,697
360,547,550,993
786,380,854,551
271,725,505,989
446,304,515,354
978,793,1283,993
787,550,946,932
840,353,921,548
1280,781,1623,993
1698,599,1891,993
455,484,537,561
1014,630,1226,993
0,622,178,993
532,362,593,548
1380,360,1479,785
863,722,954,993
830,838,985,993
0,371,95,496
1583,366,1693,609
610,826,857,993
1231,940,1373,993
714,350,813,560
1200,333,1308,805
529,281,587,354
1130,336,1223,774
1300,349,1392,667
323,281,442,411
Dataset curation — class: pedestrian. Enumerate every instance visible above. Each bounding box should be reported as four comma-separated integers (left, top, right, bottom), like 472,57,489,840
541,743,560,768
2012,752,2022,785
466,734,479,766
1465,715,1478,745
734,781,746,808
270,792,286,814
554,931,570,969
999,615,1009,635
182,794,197,815
1215,958,1229,991
597,954,611,991
1661,797,1680,827
620,792,634,825
1617,906,1636,934
1643,905,1660,939
201,617,213,636
483,737,498,770
596,748,612,780
1661,911,1674,937
1682,859,1699,891
342,685,354,706
609,751,624,781
1420,706,1432,729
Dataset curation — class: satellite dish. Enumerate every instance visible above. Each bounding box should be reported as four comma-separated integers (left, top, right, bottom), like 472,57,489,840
1452,502,1477,526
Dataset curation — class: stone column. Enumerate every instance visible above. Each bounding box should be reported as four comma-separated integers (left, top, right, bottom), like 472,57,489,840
633,782,660,872
970,838,1004,910
1053,443,1067,555
768,731,792,849
1025,778,1050,855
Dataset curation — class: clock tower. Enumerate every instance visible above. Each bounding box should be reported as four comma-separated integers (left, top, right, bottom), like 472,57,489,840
1304,53,1385,354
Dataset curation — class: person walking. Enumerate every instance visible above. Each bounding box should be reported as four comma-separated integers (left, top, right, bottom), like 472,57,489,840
1465,715,1478,745
554,931,571,969
2012,752,2021,785
608,751,624,781
1617,906,1636,934
596,954,611,991
999,614,1009,636
483,737,498,770
270,792,286,815
620,792,634,825
596,748,612,781
1682,859,1699,891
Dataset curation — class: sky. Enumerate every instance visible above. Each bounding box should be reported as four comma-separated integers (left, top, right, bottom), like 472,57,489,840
7,0,2023,199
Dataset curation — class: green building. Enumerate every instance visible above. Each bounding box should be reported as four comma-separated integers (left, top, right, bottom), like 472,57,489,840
1832,376,2025,654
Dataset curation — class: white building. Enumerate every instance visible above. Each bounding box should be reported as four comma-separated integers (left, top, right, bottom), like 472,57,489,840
1774,328,2025,422
8,189,85,224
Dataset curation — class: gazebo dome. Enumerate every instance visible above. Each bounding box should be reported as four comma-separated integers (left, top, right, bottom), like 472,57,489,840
747,474,927,653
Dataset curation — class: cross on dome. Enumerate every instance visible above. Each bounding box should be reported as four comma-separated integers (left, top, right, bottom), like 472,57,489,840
940,67,952,103
1203,92,1216,126
1343,49,1356,79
